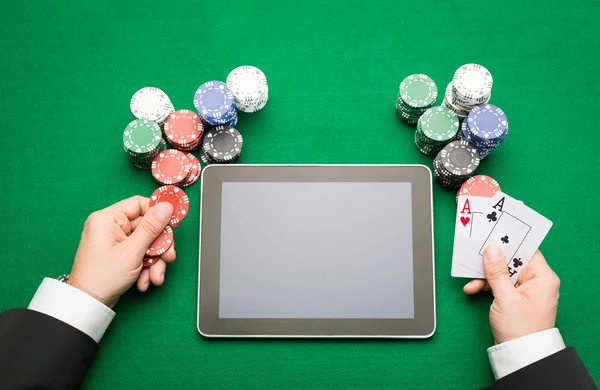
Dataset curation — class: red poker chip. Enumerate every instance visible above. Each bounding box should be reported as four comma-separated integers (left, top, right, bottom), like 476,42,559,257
456,175,501,202
151,149,191,185
149,185,190,226
181,153,201,188
163,110,204,148
174,140,201,152
143,255,160,268
146,226,173,256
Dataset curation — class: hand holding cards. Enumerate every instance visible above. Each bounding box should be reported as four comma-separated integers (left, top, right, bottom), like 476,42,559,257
451,191,553,284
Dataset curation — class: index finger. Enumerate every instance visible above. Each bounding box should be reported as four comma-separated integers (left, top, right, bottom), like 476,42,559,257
105,196,150,220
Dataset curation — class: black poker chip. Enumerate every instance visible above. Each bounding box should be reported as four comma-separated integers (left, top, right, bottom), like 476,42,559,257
433,140,480,189
201,125,243,163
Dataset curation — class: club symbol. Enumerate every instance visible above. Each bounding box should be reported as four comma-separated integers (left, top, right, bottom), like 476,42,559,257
501,235,509,244
512,258,523,268
487,211,497,222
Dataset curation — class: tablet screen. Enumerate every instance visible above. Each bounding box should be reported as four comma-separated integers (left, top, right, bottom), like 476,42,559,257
218,182,415,319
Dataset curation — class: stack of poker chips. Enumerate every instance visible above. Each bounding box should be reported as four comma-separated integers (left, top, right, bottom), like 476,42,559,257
226,66,269,113
151,149,201,188
433,140,480,189
123,119,167,169
193,81,239,128
457,104,509,159
130,87,175,127
200,125,243,165
396,74,438,125
443,64,493,119
414,106,460,156
163,110,204,152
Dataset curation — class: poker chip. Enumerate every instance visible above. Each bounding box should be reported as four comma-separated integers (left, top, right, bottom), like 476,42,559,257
180,153,201,187
433,140,480,189
457,175,501,202
396,74,438,124
452,64,493,104
226,66,269,113
163,110,204,151
193,81,238,126
143,255,160,268
467,104,508,141
146,226,173,256
443,64,493,118
130,87,173,125
123,119,166,169
414,106,459,156
149,185,190,226
151,149,191,185
442,82,470,119
201,125,243,164
456,104,509,160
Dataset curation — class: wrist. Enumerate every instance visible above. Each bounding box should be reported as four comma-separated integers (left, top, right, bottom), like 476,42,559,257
67,276,118,309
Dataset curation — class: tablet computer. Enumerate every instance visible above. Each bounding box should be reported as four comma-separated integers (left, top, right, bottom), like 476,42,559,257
197,165,435,338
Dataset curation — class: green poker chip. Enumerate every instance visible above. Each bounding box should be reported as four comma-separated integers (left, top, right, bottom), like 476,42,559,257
123,119,162,154
399,74,438,109
395,74,438,126
418,106,459,141
123,119,164,169
413,105,460,156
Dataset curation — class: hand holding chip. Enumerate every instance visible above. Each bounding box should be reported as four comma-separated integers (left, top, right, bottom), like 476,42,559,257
463,245,560,344
67,196,176,309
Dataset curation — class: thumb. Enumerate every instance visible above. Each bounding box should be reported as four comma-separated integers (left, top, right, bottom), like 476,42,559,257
483,244,516,297
127,202,174,255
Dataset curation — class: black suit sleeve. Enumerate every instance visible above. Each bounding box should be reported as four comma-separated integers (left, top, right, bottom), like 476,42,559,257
481,347,597,390
0,308,98,390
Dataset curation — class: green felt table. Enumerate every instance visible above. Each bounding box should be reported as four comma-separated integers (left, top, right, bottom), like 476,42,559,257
1,0,599,388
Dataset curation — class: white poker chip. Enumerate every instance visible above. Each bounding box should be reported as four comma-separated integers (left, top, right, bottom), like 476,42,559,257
130,87,173,124
226,66,269,113
442,64,494,119
452,64,493,103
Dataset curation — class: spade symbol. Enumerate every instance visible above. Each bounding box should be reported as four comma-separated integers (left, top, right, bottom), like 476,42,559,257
501,235,509,244
487,211,497,222
512,258,523,268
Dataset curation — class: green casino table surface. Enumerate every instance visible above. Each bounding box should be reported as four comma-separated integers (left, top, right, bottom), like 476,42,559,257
1,0,599,388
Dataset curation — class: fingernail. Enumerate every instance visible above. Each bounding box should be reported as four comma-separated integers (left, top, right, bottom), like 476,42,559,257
160,272,165,283
144,281,150,289
484,245,504,262
154,202,173,221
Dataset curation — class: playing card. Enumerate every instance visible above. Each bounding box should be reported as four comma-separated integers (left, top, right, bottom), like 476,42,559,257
451,196,493,278
478,191,553,283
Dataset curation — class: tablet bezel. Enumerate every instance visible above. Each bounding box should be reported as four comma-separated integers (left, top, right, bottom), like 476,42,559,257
198,164,435,338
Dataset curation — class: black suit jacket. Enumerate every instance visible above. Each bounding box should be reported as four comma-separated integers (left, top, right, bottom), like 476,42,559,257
481,346,597,390
0,308,596,389
0,309,98,390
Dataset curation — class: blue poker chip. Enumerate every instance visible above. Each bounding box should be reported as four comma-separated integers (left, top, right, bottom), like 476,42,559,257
193,81,235,122
466,104,508,143
203,112,238,129
200,104,238,126
227,114,238,128
458,121,496,160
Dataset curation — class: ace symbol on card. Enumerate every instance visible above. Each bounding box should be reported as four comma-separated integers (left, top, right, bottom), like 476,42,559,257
451,196,495,279
457,197,490,240
478,192,553,283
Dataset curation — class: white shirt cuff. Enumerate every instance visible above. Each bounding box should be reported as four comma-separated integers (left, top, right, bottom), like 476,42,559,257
28,278,115,343
488,328,566,379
